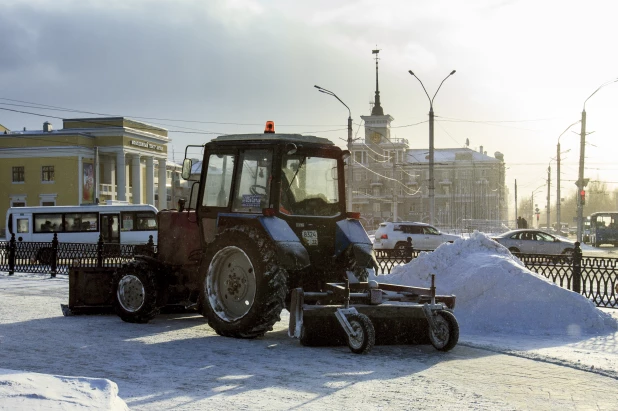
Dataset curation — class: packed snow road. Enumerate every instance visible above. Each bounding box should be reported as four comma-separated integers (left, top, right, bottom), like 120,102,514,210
1,273,617,410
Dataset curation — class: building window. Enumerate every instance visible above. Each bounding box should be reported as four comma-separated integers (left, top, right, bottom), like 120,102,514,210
42,166,55,182
12,166,25,183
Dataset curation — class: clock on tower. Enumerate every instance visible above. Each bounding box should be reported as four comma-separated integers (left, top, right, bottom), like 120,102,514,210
371,132,381,144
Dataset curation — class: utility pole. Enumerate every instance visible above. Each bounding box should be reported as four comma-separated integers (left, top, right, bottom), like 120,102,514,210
392,150,397,222
514,179,518,228
546,166,551,231
556,142,561,231
577,110,586,242
577,78,618,241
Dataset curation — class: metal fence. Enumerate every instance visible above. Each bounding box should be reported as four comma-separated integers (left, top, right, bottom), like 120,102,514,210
375,243,618,309
2,235,617,308
0,233,156,277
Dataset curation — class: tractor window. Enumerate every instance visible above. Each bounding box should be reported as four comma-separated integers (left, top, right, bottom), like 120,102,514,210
279,153,340,217
203,154,235,207
232,149,273,213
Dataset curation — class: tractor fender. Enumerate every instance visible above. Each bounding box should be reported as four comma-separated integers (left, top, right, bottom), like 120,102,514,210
335,219,378,270
217,213,310,271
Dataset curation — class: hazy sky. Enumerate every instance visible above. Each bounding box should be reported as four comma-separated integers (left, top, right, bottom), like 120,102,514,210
2,0,618,205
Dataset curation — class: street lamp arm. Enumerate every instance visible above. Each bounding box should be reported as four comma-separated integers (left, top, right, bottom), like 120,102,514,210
557,120,581,144
431,70,457,106
408,71,432,106
583,78,618,110
315,85,351,117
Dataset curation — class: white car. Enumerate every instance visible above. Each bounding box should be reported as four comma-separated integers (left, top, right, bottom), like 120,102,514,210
373,222,461,252
491,229,576,255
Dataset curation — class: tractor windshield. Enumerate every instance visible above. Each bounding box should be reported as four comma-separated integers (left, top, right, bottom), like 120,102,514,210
279,153,341,217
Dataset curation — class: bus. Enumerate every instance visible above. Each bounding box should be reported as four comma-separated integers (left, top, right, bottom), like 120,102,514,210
5,203,158,245
589,212,618,247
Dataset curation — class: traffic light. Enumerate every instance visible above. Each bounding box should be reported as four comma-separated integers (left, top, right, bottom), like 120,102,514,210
580,189,586,205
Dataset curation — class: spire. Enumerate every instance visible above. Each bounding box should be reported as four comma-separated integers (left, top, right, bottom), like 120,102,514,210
371,48,384,116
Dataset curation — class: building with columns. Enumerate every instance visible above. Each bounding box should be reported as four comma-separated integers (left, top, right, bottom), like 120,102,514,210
0,117,178,234
350,52,508,231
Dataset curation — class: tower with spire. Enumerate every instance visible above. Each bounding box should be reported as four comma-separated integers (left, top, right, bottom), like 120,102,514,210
361,49,394,146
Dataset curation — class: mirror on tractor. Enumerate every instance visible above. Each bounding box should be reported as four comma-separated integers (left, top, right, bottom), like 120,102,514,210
181,158,193,180
286,143,297,155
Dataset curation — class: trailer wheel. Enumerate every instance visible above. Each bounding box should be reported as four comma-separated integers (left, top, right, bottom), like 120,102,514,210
200,226,288,339
428,310,459,352
346,313,375,354
112,261,160,323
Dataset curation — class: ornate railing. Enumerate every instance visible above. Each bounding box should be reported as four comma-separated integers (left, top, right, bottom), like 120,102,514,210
375,243,618,309
0,233,156,277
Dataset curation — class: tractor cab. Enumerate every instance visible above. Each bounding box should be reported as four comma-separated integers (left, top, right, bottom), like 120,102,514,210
181,122,367,285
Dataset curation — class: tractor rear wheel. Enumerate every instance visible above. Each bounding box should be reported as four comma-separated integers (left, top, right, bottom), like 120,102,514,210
428,310,459,352
112,261,160,323
200,227,288,339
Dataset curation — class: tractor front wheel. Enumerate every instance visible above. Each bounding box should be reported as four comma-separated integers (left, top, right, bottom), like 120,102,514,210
112,261,160,323
200,227,288,339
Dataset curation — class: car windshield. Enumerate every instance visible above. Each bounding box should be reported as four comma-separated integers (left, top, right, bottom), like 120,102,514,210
279,153,341,217
424,226,440,235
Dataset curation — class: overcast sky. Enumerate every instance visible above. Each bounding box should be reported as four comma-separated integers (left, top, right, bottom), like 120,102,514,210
2,0,618,204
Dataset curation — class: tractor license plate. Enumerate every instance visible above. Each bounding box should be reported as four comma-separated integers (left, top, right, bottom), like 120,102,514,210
302,230,318,246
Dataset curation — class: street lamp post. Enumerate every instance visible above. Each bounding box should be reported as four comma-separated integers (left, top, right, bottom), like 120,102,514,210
408,69,456,225
314,85,353,211
577,78,618,242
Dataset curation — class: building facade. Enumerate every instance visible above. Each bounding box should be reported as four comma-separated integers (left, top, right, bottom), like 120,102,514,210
350,53,507,231
0,117,181,234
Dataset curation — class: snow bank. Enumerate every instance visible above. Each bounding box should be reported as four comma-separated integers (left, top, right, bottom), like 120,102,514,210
374,231,618,336
0,369,129,411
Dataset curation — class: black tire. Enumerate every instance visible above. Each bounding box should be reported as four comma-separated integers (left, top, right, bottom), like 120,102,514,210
561,248,574,261
394,242,409,258
112,261,160,323
346,313,375,354
428,310,459,352
37,248,53,265
508,247,520,254
200,226,288,339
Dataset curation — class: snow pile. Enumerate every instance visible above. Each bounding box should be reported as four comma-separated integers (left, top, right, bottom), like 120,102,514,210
0,369,129,411
375,231,618,336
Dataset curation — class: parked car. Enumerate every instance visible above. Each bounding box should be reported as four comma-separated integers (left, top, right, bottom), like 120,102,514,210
491,229,576,255
373,222,461,252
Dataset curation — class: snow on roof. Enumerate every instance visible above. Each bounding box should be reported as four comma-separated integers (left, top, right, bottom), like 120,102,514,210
373,231,618,335
406,148,501,164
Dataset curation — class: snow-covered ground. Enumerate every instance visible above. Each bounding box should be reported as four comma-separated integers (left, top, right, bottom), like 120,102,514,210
1,232,618,410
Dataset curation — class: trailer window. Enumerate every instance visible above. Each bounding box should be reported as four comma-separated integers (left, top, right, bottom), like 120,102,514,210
64,213,98,232
136,212,157,230
34,214,63,232
17,218,29,233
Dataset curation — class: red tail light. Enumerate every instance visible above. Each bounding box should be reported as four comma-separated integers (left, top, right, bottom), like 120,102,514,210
380,234,388,239
262,208,276,217
346,211,361,219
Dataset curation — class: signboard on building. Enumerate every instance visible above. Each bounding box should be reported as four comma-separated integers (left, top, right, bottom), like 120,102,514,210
83,163,94,202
